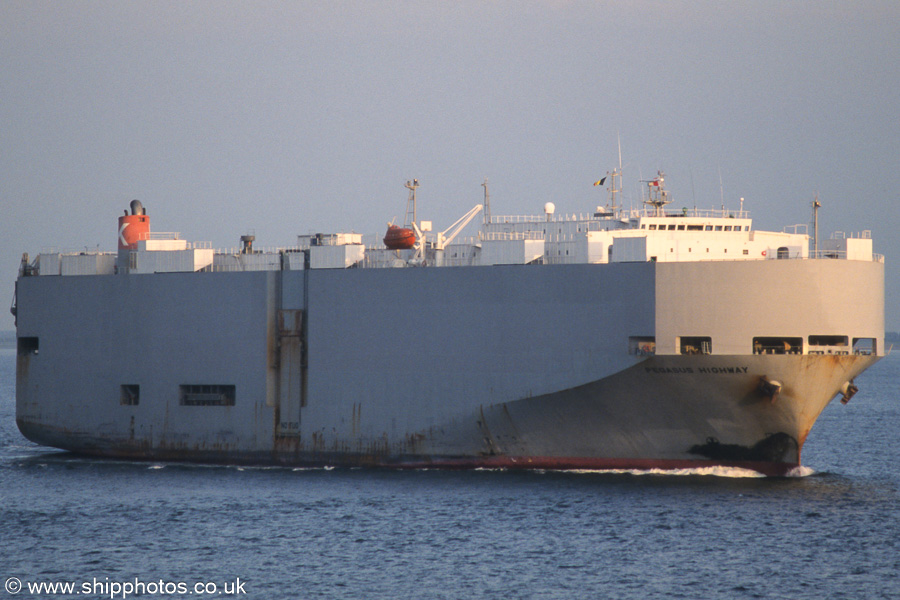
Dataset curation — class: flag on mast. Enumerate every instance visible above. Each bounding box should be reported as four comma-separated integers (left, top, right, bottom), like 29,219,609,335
593,176,607,187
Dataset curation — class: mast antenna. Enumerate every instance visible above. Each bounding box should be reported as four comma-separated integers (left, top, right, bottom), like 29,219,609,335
812,194,821,256
617,132,623,172
404,179,419,228
610,134,623,214
689,166,697,212
642,171,670,217
718,166,725,212
482,178,491,225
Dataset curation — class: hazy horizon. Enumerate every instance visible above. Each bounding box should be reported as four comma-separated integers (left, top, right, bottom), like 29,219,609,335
3,1,898,330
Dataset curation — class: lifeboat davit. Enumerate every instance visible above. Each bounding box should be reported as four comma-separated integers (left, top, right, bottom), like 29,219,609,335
383,224,416,250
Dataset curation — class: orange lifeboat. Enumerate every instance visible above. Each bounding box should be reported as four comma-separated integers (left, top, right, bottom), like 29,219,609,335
383,224,416,250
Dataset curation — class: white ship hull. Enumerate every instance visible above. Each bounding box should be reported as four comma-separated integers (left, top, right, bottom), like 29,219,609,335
14,258,884,476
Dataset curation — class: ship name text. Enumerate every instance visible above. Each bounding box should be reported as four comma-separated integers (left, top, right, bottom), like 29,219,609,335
644,366,750,375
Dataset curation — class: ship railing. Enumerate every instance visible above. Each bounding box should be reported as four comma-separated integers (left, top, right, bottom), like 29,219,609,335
448,236,479,246
139,231,181,241
208,247,304,272
830,230,873,240
488,213,610,224
215,246,299,256
481,231,544,241
489,214,556,224
809,250,848,260
625,207,750,219
807,250,883,262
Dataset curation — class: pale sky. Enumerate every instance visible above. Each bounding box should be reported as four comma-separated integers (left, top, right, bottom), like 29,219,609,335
2,1,898,331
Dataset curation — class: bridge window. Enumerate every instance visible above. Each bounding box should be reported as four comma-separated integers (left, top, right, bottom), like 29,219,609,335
809,335,848,347
808,335,849,354
629,336,656,356
680,336,712,355
852,337,877,355
753,337,802,354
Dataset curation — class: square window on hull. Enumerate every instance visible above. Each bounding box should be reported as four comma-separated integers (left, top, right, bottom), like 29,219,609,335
808,335,850,355
120,385,140,406
179,385,236,406
753,337,802,354
852,338,877,355
629,336,656,356
679,336,711,355
17,337,39,355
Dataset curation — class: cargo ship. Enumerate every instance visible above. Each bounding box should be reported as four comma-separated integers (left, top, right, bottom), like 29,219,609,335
11,171,885,476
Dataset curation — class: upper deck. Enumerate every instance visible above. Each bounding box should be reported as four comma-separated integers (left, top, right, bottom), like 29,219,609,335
17,175,882,277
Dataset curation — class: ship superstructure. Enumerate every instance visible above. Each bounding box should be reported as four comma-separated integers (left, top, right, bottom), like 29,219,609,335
12,174,885,475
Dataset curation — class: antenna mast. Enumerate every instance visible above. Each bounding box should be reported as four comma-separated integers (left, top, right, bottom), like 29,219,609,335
611,136,624,214
718,167,725,212
607,168,621,214
482,178,491,225
812,195,821,256
404,179,419,228
642,171,670,217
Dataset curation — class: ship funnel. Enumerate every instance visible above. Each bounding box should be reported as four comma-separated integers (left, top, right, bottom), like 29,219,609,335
118,200,150,251
130,199,145,216
240,235,255,254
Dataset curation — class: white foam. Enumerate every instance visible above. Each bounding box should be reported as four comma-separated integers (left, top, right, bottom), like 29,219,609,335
564,466,767,478
784,465,816,478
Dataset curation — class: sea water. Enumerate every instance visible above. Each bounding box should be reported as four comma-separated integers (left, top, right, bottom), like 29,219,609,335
1,344,898,599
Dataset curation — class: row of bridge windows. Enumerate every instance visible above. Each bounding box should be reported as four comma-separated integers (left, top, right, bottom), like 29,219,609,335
628,335,877,356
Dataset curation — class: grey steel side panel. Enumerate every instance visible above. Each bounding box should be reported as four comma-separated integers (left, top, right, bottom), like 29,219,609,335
13,258,884,472
300,263,656,451
16,272,277,455
655,259,884,355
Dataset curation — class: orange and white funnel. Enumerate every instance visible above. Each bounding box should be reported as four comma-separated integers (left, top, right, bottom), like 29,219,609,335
118,200,150,250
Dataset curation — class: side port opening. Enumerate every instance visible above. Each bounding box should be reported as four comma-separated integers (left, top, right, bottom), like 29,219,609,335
17,336,39,355
120,384,140,406
852,337,877,356
179,384,236,406
629,336,656,356
777,246,790,259
679,336,711,355
753,336,802,354
808,335,849,355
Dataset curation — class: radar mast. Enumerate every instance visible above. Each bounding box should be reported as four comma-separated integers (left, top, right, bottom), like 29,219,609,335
643,171,671,217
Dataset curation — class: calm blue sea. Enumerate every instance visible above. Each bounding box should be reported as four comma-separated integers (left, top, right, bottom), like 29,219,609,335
1,344,898,600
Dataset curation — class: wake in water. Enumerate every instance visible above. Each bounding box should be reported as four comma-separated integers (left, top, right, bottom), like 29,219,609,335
566,465,817,478
561,466,767,478
784,465,816,478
